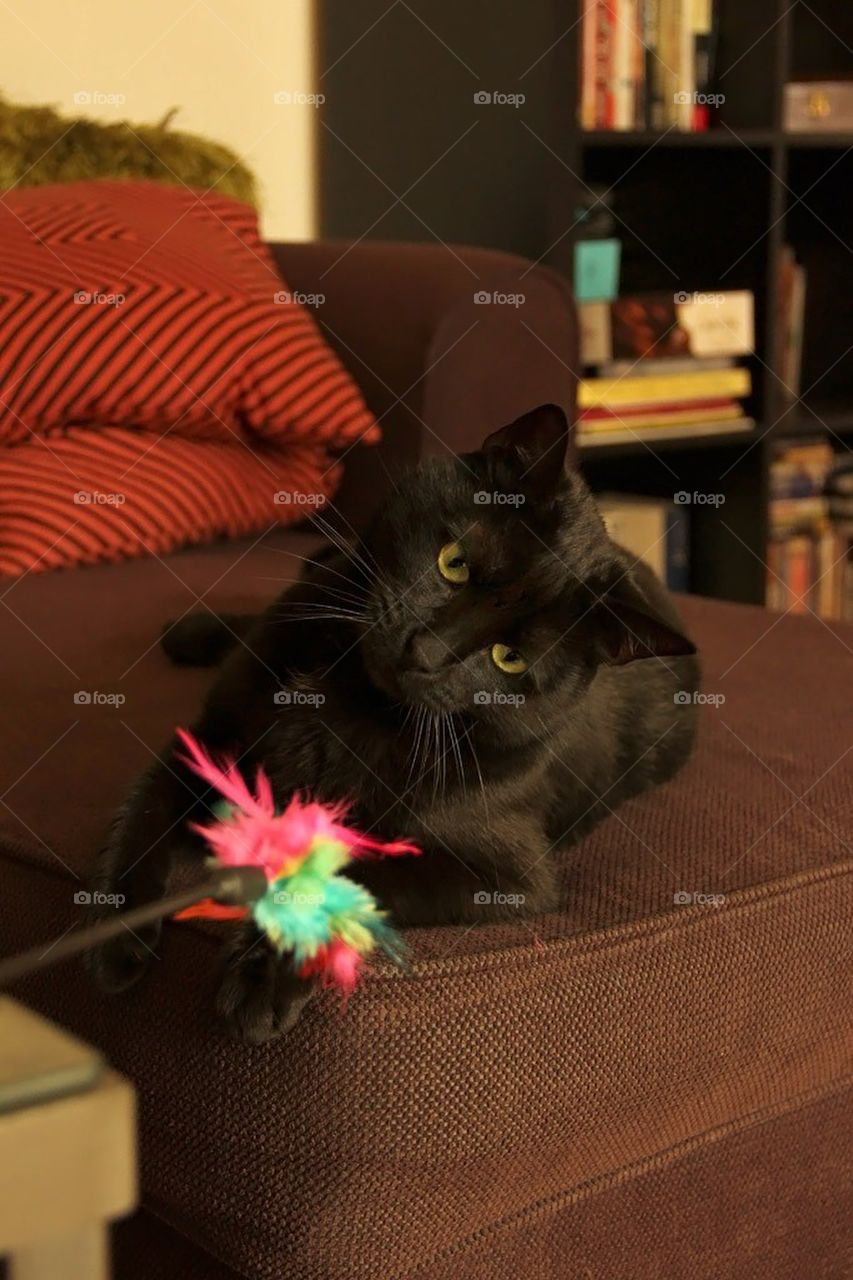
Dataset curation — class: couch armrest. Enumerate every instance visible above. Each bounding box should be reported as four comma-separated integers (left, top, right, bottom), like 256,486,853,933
268,240,578,525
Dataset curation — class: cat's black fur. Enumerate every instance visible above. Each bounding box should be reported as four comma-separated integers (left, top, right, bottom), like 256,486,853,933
90,405,699,1042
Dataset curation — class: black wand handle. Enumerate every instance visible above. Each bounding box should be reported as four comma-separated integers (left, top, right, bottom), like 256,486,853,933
0,865,268,989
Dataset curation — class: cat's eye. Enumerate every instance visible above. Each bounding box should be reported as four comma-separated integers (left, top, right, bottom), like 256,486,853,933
437,541,469,584
491,643,527,674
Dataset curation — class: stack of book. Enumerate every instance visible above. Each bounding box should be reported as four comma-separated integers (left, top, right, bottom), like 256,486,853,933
767,439,850,620
580,0,719,132
597,493,689,591
578,290,755,445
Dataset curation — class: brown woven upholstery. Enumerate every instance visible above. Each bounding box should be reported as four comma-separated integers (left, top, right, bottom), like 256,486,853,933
0,241,850,1279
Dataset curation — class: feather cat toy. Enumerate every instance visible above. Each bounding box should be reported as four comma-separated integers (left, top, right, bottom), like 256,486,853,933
172,729,419,992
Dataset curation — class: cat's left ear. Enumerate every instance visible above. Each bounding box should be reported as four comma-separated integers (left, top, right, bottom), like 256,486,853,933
481,403,568,497
591,572,697,666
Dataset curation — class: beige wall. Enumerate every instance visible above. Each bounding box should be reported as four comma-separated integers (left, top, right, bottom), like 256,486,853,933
0,0,318,241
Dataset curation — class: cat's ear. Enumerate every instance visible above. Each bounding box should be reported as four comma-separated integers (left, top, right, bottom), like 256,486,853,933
590,571,696,666
481,403,568,497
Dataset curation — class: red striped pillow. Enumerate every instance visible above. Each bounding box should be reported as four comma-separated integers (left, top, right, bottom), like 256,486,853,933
0,181,380,575
0,180,378,450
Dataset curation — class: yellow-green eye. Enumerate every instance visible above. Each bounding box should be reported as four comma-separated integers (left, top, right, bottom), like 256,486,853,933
438,541,469,584
491,643,527,674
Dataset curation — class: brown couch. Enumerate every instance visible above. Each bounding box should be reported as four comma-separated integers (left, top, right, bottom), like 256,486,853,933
0,241,850,1280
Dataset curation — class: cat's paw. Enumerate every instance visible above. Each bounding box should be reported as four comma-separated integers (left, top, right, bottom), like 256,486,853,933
215,933,314,1044
87,920,160,993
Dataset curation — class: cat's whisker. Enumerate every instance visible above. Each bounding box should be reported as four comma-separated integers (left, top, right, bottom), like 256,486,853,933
323,501,382,575
264,550,366,596
257,577,366,610
466,727,490,825
405,706,424,788
448,713,466,790
305,515,369,581
309,511,376,583
275,604,369,618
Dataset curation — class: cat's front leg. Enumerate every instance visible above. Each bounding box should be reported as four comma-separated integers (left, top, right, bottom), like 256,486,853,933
88,741,210,993
351,836,559,927
215,920,316,1044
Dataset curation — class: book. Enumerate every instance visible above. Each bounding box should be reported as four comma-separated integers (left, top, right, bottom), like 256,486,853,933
599,356,735,377
580,290,755,364
652,0,680,128
580,401,745,430
578,417,754,446
643,0,663,127
581,0,720,133
613,0,635,129
767,440,845,619
579,365,751,409
596,493,690,590
691,0,716,130
581,0,598,128
593,1,616,128
777,247,806,401
676,0,694,130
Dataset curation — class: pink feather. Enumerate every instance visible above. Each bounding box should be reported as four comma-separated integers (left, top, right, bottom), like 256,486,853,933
175,728,421,877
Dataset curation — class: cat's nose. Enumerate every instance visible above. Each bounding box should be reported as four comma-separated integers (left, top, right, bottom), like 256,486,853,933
404,629,453,673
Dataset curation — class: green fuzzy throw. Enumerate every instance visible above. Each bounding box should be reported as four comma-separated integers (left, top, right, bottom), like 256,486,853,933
0,95,257,204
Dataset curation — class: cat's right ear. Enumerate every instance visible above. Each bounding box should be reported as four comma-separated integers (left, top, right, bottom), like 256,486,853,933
481,403,569,498
588,570,697,666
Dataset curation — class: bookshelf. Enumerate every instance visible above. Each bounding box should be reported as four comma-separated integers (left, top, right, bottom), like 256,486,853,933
543,0,853,605
317,0,853,607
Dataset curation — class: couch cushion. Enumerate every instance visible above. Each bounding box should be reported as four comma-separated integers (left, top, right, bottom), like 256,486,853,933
1,535,851,1279
0,528,850,908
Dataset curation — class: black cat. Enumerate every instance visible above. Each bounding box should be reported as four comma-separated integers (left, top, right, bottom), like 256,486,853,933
90,404,699,1042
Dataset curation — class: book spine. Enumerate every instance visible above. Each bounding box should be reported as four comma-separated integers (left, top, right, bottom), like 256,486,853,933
666,505,690,592
816,528,839,619
578,367,752,408
644,0,663,128
676,0,694,130
766,540,783,611
580,0,597,128
593,1,616,128
785,536,812,614
691,0,714,130
653,0,677,127
613,0,633,129
632,0,646,128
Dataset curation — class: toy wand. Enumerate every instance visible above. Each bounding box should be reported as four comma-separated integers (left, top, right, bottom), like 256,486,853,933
0,865,267,988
